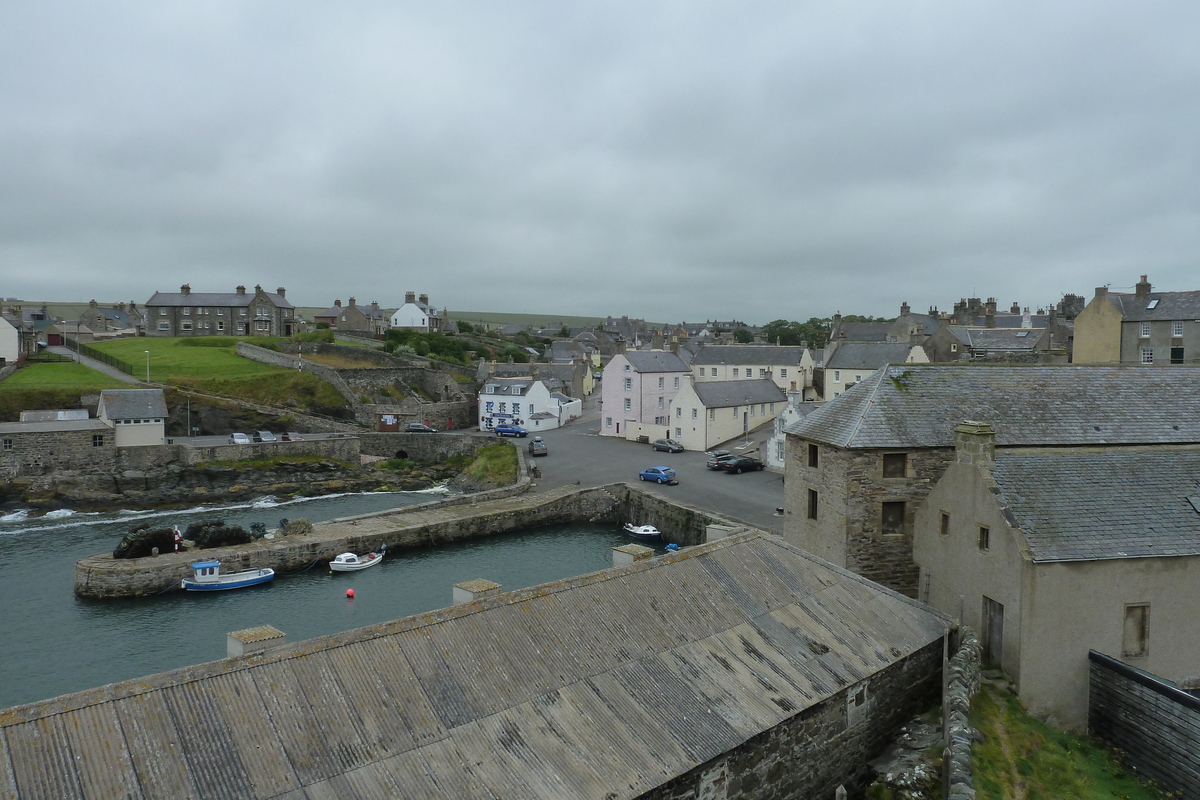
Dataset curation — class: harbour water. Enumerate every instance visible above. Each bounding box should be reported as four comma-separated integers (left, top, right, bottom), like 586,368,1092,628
0,490,630,710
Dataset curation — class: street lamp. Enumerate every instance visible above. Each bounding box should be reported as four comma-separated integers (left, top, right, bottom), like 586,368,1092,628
144,350,151,383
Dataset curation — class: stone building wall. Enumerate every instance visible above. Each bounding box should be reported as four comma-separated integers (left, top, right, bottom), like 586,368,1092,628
0,427,115,477
639,639,945,800
785,435,953,597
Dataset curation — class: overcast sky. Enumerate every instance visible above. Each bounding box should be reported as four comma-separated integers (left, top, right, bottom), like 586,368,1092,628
2,2,1197,323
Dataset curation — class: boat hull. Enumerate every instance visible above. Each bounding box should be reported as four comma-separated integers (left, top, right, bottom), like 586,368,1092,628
182,568,275,591
622,524,663,544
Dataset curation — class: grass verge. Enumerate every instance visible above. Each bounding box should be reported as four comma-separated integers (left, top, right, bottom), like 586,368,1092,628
173,372,348,411
0,362,128,391
459,443,518,486
970,685,1168,800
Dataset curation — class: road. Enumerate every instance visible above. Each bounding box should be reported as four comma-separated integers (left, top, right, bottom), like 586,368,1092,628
508,390,786,533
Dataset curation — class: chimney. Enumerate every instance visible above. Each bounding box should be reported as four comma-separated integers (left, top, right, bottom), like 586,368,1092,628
1094,286,1108,299
254,284,262,293
418,293,429,306
405,291,416,304
651,329,664,350
1010,302,1020,315
88,299,98,308
955,421,995,467
227,625,286,658
333,299,341,307
1022,307,1032,328
612,544,655,568
985,308,995,328
1135,274,1151,299
488,360,495,375
180,284,191,295
276,287,286,298
670,340,680,355
348,297,357,308
453,578,501,605
616,339,627,354
939,312,949,329
900,301,910,316
236,285,246,295
985,297,997,314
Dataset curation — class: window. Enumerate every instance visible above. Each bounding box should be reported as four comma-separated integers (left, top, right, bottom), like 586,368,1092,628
217,309,224,316
881,502,906,536
512,403,520,415
181,322,192,331
1123,604,1149,657
605,417,612,428
1146,299,1159,310
854,374,862,383
674,427,681,437
1172,321,1184,337
691,408,697,419
2,438,12,451
749,406,755,417
760,403,766,414
808,443,819,468
484,401,494,413
182,308,191,316
240,309,247,316
92,434,104,447
158,321,169,331
658,377,664,389
1171,347,1184,364
624,378,632,390
1141,348,1154,364
487,386,496,394
833,370,841,382
498,403,506,413
882,453,906,478
159,308,166,316
217,321,225,331
623,398,631,411
776,441,784,462
654,416,666,424
709,409,715,420
951,343,958,352
759,369,767,378
780,368,788,378
807,489,818,519
674,377,679,389
978,526,990,551
769,403,775,413
674,406,680,417
1140,321,1150,337
940,512,950,536
711,368,717,376
658,397,664,410
624,364,630,372
732,368,739,377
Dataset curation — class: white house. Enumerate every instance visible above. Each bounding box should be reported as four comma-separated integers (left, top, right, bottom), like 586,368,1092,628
668,378,787,453
599,350,690,440
389,291,442,332
822,342,929,399
764,393,825,471
0,316,19,364
691,344,818,399
478,373,577,432
97,389,168,447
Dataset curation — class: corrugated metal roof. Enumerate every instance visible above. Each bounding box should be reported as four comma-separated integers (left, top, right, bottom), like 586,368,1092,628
0,532,947,800
786,364,1200,449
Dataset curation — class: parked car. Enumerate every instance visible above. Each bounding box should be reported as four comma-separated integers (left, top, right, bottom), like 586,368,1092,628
253,430,277,443
494,424,528,437
405,423,438,433
280,432,303,441
651,438,684,453
706,450,735,469
228,432,250,445
638,466,678,485
721,456,765,474
528,436,548,456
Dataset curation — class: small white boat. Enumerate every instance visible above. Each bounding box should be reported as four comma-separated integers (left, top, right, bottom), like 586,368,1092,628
330,544,386,572
622,523,663,543
181,560,275,592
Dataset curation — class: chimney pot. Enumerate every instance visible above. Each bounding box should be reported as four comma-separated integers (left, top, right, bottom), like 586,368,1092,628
276,287,286,298
181,284,191,295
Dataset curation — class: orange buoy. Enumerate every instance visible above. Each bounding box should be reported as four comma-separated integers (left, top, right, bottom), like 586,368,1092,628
346,588,355,598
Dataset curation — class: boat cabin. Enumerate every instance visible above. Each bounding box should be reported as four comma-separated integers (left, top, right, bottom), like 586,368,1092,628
188,561,223,583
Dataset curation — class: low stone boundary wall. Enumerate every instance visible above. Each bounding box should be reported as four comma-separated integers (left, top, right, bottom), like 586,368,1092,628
943,628,981,800
73,481,734,599
360,431,486,462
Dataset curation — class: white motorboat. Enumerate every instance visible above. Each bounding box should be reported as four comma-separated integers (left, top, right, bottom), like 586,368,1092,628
181,560,275,592
622,523,663,544
329,544,386,572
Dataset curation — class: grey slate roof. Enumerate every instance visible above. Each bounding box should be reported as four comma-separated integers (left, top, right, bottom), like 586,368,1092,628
146,289,293,309
990,449,1200,562
835,322,891,342
785,364,1200,448
694,379,787,408
692,345,810,367
0,532,946,800
1108,289,1200,322
824,342,916,370
98,389,168,420
954,328,1044,350
623,350,689,373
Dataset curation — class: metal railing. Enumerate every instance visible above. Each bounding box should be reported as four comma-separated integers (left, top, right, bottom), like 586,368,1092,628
70,340,137,376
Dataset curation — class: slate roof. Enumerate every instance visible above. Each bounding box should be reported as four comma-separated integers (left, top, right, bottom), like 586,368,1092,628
693,379,787,408
824,342,917,370
98,389,168,420
692,345,810,367
952,328,1044,351
623,351,689,373
833,322,891,342
990,449,1200,562
147,289,293,309
0,531,947,800
1107,289,1200,322
785,365,1200,449
962,314,1049,329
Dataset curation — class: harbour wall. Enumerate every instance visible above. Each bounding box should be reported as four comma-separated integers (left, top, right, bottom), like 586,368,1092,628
74,483,739,599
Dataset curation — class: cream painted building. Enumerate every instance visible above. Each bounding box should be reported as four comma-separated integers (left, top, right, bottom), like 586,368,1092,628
668,378,786,453
1073,275,1200,365
821,342,928,399
97,389,168,447
913,422,1200,731
691,345,818,399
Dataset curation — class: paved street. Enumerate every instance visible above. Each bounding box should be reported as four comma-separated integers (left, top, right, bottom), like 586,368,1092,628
511,389,787,533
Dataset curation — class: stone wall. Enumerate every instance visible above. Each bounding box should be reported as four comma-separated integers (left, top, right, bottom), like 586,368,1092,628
359,431,487,462
609,483,738,546
639,638,945,800
0,427,115,477
785,435,953,597
236,342,362,414
944,629,981,799
1088,650,1200,799
175,435,361,466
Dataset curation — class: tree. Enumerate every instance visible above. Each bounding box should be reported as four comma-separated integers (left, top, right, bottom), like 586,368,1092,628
456,320,474,334
559,325,571,338
733,327,754,343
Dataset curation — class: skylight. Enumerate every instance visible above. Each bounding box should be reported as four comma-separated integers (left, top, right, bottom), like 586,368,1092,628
1147,299,1159,309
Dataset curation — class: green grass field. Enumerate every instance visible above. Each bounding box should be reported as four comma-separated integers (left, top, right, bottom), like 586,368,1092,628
90,337,289,381
0,361,128,391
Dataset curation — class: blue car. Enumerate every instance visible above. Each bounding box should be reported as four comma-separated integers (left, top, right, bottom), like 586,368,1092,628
638,466,678,485
494,423,528,438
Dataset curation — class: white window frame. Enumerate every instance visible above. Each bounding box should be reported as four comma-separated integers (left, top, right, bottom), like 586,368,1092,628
623,398,631,411
674,377,679,388
1173,321,1184,337
624,377,632,390
1140,321,1151,338
1141,348,1154,364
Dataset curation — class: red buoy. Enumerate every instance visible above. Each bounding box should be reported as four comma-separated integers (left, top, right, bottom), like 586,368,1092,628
345,588,355,598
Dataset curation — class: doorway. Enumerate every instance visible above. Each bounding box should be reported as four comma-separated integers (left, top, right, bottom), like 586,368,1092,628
981,596,1004,666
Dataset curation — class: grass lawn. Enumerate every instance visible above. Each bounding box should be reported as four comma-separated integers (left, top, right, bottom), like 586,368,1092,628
91,337,289,382
971,685,1168,799
0,361,129,391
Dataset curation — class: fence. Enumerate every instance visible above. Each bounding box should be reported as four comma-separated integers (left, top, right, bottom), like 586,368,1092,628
1088,650,1200,799
70,339,136,376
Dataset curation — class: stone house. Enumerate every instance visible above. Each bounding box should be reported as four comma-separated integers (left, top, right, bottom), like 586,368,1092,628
820,341,928,399
313,297,389,335
145,284,297,337
691,344,818,399
78,300,144,334
913,422,1200,731
599,350,690,439
97,389,168,447
0,418,114,477
668,378,786,453
783,364,1200,597
1073,274,1200,365
389,291,443,332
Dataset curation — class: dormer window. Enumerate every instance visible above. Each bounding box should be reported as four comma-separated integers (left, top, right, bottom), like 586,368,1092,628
487,386,495,394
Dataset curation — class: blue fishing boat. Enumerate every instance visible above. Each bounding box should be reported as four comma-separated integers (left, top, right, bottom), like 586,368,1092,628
181,560,275,592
